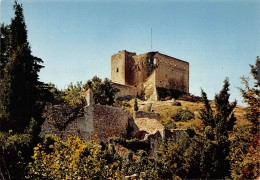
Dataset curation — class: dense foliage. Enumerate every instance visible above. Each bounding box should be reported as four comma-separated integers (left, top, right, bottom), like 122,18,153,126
46,76,119,107
230,57,260,179
0,2,44,179
0,1,44,133
27,135,124,179
83,76,119,105
1,1,259,179
161,107,194,129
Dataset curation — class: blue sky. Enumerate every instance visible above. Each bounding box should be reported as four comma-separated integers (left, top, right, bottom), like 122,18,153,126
1,0,260,106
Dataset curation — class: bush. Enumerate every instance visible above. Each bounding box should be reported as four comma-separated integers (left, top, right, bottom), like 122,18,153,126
27,135,124,179
113,100,130,109
164,118,177,130
161,107,195,123
177,108,194,122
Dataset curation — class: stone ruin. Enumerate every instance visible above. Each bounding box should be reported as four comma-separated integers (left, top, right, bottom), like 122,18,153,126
111,50,189,100
40,89,186,154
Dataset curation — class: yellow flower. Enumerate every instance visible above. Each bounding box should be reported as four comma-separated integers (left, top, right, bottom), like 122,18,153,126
37,143,42,148
49,145,54,148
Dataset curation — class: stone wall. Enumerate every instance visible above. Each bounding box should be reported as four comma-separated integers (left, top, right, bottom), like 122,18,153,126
93,105,129,141
40,102,130,142
154,53,189,93
40,103,94,140
111,51,126,85
111,50,136,86
112,83,138,98
143,71,157,100
133,111,160,121
111,50,189,100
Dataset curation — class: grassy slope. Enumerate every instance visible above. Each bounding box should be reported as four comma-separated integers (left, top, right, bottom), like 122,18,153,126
126,99,250,134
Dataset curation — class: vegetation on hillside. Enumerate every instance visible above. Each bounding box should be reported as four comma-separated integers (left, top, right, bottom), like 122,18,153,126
0,1,259,179
43,76,119,107
83,76,119,106
0,1,44,179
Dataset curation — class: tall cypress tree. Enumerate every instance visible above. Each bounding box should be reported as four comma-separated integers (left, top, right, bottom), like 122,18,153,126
0,1,44,132
199,78,237,178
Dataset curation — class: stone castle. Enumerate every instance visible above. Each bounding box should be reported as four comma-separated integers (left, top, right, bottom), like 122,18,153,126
111,50,189,100
40,50,188,154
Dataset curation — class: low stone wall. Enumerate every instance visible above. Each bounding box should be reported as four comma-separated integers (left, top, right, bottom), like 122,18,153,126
40,103,94,141
93,105,129,141
40,102,130,142
133,111,160,121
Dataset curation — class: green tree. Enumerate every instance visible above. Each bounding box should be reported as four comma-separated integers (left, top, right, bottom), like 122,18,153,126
64,81,84,106
199,78,236,178
83,76,119,105
155,79,237,179
230,57,259,179
0,1,44,132
0,2,44,179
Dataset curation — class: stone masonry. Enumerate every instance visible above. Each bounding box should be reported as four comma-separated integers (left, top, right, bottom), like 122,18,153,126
111,50,189,100
40,89,186,154
40,89,130,142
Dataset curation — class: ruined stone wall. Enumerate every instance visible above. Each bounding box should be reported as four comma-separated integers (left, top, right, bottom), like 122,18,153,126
112,83,138,98
93,105,129,141
111,50,189,98
125,51,136,85
133,111,160,121
131,53,149,86
154,53,189,93
40,103,130,142
40,103,94,141
143,71,157,100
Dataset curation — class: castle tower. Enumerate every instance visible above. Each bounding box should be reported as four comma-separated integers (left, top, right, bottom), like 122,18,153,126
111,50,136,85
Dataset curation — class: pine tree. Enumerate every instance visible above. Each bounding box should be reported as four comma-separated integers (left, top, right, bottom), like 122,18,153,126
0,1,44,132
199,78,237,178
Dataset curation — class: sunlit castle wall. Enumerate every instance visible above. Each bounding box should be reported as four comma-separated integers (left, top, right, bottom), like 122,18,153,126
154,53,189,93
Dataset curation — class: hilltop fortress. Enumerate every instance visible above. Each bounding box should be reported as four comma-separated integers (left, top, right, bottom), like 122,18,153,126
111,50,189,100
40,50,188,153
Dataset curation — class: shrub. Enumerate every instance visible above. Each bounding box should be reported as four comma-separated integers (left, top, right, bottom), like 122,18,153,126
113,100,130,109
161,107,194,123
27,135,124,179
177,108,194,122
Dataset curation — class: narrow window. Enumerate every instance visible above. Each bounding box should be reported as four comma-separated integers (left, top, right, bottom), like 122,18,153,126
116,68,119,72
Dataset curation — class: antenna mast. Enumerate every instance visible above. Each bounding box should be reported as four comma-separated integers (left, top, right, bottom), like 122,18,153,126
151,28,152,51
